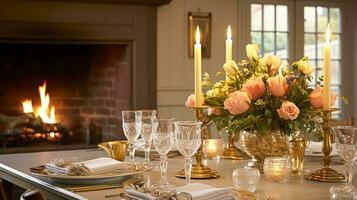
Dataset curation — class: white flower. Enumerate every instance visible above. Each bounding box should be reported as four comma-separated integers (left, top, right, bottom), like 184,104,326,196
223,60,238,76
263,54,281,75
206,88,220,97
297,60,313,75
246,44,259,61
263,54,273,66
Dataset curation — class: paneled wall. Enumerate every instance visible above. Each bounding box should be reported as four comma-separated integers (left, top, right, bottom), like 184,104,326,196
157,0,239,120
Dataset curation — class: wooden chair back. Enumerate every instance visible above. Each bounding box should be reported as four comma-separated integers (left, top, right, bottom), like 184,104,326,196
20,189,46,200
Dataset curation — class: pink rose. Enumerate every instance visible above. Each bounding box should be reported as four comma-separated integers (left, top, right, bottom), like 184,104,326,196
267,76,287,97
277,101,300,120
208,107,222,116
309,87,337,109
224,91,251,115
242,76,266,100
185,94,195,108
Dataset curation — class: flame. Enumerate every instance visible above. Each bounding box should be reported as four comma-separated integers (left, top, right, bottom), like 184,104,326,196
21,82,56,124
326,23,331,42
227,25,232,40
22,100,33,113
195,26,200,44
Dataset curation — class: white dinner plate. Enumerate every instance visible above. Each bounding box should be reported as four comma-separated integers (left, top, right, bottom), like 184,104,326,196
30,163,151,185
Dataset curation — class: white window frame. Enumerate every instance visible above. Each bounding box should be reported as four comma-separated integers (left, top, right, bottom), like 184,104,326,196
238,0,349,119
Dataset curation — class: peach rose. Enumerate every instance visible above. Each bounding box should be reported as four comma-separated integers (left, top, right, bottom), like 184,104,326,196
277,101,300,120
208,107,222,116
309,87,337,109
242,76,266,100
185,94,195,108
224,91,251,115
267,76,287,97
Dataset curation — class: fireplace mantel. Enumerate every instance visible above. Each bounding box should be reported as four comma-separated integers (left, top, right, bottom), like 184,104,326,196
0,0,165,110
36,0,172,6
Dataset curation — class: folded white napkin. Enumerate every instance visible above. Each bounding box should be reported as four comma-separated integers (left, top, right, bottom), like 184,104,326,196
45,157,127,175
306,141,338,155
125,183,233,200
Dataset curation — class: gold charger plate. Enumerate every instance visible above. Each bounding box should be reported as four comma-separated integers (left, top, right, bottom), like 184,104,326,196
30,163,152,184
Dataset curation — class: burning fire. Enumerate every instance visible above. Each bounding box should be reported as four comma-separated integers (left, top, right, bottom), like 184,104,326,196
22,82,56,124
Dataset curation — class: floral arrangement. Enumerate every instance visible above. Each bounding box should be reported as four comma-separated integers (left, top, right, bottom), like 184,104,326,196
186,44,337,136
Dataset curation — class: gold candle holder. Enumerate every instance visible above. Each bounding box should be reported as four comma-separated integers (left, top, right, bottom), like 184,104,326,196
176,106,220,179
222,133,250,160
307,108,345,182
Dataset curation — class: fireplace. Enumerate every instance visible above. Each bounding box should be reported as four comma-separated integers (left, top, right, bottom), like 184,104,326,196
0,0,168,152
0,43,131,149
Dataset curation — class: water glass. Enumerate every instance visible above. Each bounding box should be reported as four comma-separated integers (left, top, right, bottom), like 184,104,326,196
135,110,157,164
174,121,202,185
331,126,357,195
122,110,140,163
232,168,260,192
152,118,175,190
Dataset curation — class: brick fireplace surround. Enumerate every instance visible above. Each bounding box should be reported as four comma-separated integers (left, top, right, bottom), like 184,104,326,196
0,0,171,152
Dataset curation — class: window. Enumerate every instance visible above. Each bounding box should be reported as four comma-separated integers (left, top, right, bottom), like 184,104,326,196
248,2,342,118
304,6,342,118
250,4,288,60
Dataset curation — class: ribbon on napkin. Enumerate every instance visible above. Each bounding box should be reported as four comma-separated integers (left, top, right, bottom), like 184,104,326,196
45,157,127,176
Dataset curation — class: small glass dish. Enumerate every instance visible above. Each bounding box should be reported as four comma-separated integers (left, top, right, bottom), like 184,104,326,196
232,168,260,192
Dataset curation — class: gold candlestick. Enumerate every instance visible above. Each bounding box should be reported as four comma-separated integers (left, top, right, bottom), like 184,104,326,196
307,108,345,182
176,106,220,179
222,133,250,160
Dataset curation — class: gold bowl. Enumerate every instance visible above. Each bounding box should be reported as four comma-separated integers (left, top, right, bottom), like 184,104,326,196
98,140,129,161
240,130,290,172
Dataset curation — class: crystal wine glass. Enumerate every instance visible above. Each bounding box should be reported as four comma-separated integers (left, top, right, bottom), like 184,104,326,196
174,121,202,185
135,110,157,164
122,110,140,164
151,118,175,190
331,126,357,198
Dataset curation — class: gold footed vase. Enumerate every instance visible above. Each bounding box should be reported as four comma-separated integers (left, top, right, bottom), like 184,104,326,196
222,133,249,160
240,130,290,173
290,135,308,174
307,109,345,182
176,106,219,179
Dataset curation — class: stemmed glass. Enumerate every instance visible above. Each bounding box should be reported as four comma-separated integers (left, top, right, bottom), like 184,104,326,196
122,110,140,164
135,110,157,164
331,126,357,199
152,118,175,190
174,121,202,185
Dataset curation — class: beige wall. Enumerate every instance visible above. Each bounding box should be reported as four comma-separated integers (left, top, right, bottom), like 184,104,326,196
157,0,239,120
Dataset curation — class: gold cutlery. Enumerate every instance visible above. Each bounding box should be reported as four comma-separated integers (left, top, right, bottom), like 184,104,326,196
68,176,143,192
266,196,277,200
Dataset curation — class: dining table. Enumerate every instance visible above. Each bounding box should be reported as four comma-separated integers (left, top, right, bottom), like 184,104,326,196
0,148,354,200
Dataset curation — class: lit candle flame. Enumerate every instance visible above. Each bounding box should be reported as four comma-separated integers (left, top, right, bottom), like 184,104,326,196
195,26,200,44
325,23,330,42
227,25,232,40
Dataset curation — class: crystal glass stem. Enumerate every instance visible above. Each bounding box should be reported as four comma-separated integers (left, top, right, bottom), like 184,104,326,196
184,157,192,185
144,142,151,164
128,143,136,163
345,161,353,186
159,155,168,184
